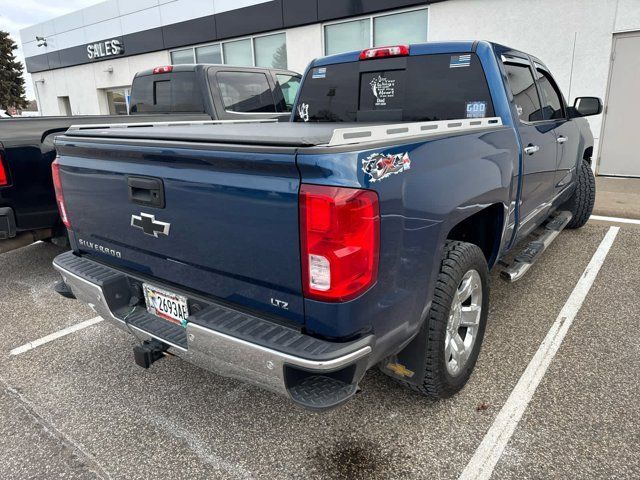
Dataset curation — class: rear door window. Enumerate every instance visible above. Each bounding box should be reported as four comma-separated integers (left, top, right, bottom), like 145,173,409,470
294,53,495,122
503,63,543,122
214,71,277,113
129,72,205,113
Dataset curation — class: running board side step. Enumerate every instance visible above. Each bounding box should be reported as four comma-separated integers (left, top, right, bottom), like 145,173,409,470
501,211,572,282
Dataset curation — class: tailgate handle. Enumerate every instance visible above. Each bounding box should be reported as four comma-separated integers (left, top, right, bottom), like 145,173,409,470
127,176,165,208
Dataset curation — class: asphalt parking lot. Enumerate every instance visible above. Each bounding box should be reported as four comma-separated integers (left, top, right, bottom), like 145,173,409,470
1,219,639,480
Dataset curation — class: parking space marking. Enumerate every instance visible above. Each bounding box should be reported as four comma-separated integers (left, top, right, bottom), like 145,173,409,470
458,226,620,480
0,373,113,479
590,214,640,225
9,317,103,356
144,411,253,479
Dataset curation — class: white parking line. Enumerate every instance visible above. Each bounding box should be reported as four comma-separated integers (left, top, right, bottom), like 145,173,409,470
459,226,620,480
9,317,103,356
590,214,640,225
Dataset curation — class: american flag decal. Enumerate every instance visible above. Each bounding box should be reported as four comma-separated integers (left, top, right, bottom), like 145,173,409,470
450,54,471,68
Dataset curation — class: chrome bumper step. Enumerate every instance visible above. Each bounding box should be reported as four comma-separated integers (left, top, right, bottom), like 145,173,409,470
53,251,373,410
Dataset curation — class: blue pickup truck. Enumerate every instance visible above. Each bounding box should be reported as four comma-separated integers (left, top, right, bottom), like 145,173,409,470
52,41,600,410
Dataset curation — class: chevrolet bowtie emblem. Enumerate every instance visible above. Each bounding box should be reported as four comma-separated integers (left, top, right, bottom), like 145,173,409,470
131,213,170,238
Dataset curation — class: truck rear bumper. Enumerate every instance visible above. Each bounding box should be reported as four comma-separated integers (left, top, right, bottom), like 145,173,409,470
53,251,373,410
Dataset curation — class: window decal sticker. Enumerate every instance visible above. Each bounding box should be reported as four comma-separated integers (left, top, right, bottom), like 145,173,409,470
297,102,310,122
370,75,396,106
312,67,327,79
362,152,411,182
450,54,471,68
466,101,487,118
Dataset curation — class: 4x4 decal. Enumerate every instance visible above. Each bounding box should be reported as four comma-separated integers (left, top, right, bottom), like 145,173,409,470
361,152,411,182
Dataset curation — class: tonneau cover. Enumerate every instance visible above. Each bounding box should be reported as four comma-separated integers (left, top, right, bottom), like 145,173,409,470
64,122,345,147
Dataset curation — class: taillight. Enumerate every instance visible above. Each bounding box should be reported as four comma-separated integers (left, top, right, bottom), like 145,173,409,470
51,158,70,228
359,45,410,60
153,66,173,74
300,184,379,302
0,152,8,186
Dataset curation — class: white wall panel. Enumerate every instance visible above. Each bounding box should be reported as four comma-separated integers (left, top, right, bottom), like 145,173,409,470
120,7,163,35
42,21,57,38
85,18,123,42
159,0,214,25
117,0,159,16
286,24,322,74
20,24,44,44
51,69,69,97
82,0,120,25
93,56,131,89
21,42,41,58
31,72,58,115
55,29,88,50
53,10,85,34
614,0,640,32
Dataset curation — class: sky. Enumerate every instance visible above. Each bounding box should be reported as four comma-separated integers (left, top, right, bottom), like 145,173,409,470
0,0,103,100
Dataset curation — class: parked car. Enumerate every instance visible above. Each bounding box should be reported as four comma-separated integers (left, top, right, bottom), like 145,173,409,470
0,65,300,253
51,41,600,410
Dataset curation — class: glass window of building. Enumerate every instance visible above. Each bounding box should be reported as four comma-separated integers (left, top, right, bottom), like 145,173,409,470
223,39,253,66
324,19,370,56
254,33,287,69
170,48,195,65
196,44,222,64
374,9,428,47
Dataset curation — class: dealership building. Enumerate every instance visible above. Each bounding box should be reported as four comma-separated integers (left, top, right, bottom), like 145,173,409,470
19,0,640,176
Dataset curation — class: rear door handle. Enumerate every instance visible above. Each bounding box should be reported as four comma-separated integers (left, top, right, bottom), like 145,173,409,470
524,145,540,155
557,136,568,144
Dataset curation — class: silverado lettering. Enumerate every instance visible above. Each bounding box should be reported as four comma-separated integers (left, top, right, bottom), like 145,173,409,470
78,238,122,258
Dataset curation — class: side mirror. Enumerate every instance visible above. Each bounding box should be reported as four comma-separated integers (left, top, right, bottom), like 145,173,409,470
571,97,603,117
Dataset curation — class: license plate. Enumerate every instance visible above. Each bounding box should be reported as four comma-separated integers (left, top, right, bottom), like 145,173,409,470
143,283,189,326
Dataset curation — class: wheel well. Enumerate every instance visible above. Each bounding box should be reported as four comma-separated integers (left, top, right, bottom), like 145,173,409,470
447,204,504,267
583,147,593,165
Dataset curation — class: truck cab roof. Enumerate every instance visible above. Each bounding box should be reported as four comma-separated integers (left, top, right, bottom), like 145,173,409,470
312,40,512,66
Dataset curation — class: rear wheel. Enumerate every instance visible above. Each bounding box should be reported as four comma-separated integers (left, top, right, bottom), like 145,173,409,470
408,240,490,398
564,159,596,229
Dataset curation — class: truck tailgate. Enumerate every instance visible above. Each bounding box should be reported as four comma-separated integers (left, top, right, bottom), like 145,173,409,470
54,137,304,323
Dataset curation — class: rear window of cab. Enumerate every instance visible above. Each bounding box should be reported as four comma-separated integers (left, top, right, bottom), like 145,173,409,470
129,71,206,114
294,53,495,123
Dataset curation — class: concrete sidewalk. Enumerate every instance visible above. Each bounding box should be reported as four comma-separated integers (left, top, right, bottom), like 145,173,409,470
594,176,640,219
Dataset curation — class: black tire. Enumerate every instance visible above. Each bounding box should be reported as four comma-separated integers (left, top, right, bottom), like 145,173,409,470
564,159,596,229
408,240,490,399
